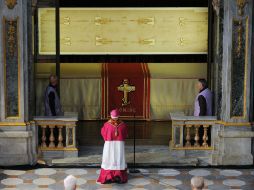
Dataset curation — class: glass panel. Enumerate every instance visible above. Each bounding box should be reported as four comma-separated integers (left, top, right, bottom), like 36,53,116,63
38,7,208,54
35,63,56,116
38,8,56,55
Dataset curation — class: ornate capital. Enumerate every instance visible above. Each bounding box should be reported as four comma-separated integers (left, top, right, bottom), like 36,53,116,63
212,0,220,16
237,0,248,16
32,0,37,12
7,20,17,57
5,0,17,9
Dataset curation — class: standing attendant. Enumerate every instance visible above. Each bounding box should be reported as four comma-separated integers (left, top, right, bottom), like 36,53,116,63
194,79,213,146
194,79,213,116
97,109,128,184
44,74,63,116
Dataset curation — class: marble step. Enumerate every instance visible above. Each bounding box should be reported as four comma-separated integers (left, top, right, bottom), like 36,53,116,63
45,145,199,167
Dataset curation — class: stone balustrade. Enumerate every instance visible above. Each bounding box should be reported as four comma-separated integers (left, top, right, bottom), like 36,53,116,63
33,115,78,159
170,113,217,150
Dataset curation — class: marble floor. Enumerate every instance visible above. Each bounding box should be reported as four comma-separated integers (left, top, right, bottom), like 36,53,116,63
0,167,253,190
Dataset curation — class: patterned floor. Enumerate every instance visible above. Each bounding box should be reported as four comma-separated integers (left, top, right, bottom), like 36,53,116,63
0,168,254,190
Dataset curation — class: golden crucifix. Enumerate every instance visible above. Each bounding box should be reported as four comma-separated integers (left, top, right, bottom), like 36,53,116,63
117,79,135,106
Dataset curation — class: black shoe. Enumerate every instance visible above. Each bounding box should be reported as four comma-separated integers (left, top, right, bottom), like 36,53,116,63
114,176,122,184
104,179,112,184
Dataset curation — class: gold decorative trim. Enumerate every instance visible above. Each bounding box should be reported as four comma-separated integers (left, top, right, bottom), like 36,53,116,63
212,0,220,16
172,147,213,150
236,0,247,16
5,0,17,9
235,20,243,58
34,120,78,122
7,20,16,56
216,121,251,126
39,147,78,151
171,120,217,122
0,122,26,126
3,17,21,119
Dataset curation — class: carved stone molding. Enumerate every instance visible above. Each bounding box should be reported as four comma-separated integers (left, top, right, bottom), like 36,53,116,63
235,20,243,58
231,17,248,118
212,0,220,16
7,20,16,57
32,0,37,13
236,0,247,16
5,0,17,9
3,17,20,118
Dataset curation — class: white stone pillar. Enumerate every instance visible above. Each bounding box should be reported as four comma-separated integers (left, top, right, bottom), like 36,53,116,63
212,0,254,165
0,0,37,165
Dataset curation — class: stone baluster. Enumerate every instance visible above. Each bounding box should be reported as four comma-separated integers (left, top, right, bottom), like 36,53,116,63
202,125,209,147
185,125,192,147
194,125,200,147
41,125,47,148
49,125,55,148
57,125,64,148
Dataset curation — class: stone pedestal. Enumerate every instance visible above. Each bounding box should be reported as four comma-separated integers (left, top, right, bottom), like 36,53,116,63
0,129,37,165
212,125,254,165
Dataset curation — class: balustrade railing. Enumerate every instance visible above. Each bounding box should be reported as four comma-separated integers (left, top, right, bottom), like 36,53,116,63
34,116,78,151
170,114,217,150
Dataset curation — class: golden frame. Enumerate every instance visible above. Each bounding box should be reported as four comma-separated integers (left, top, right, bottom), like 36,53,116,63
3,17,21,119
230,17,248,120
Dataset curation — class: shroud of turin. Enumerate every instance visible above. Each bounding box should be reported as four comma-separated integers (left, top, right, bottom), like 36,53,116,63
0,0,254,189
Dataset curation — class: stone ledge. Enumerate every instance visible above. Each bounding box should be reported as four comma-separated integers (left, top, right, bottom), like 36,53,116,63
219,131,254,138
40,149,78,161
0,154,31,166
0,131,32,138
220,154,253,165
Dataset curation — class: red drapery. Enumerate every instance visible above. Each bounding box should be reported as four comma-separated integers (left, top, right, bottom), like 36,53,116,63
102,63,150,119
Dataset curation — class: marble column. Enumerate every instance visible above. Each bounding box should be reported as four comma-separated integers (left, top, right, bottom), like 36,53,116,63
0,0,36,165
211,0,224,119
211,0,254,165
